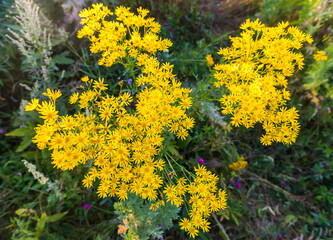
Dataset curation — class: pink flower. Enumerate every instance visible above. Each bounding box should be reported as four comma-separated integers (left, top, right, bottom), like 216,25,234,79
84,204,91,211
197,158,205,164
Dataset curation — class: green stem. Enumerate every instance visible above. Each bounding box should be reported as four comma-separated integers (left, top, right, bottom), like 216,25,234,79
163,152,195,180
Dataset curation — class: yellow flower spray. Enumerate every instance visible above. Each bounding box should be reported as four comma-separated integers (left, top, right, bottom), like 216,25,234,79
214,19,312,145
26,4,227,237
25,8,311,238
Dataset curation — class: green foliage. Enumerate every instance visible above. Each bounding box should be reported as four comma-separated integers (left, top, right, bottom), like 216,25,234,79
9,210,67,240
304,44,333,98
114,194,180,240
1,0,333,239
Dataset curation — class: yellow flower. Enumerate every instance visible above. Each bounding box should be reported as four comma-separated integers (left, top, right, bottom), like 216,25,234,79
43,88,62,102
187,226,199,238
93,78,108,91
69,92,80,104
36,101,58,121
25,98,40,111
81,76,89,82
314,50,328,61
229,160,248,171
206,54,214,66
179,218,191,231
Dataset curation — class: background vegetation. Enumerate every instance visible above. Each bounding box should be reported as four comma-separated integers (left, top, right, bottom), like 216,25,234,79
1,0,333,239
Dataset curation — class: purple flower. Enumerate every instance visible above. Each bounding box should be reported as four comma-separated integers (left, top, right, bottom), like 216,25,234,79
280,180,286,185
0,128,4,134
79,201,84,207
163,23,168,27
127,78,133,85
236,182,242,189
230,179,235,184
84,204,91,211
169,27,174,32
293,174,299,179
169,34,174,39
277,233,282,239
197,158,205,164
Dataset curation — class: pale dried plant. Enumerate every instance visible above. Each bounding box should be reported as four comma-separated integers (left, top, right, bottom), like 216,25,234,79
6,0,53,85
199,101,227,128
21,159,61,199
22,159,49,185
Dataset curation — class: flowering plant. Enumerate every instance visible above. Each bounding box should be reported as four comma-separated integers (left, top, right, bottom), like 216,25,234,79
25,4,227,238
214,19,312,145
24,3,312,238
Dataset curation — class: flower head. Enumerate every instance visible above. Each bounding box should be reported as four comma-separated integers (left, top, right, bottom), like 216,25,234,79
84,203,91,211
206,54,214,67
197,158,205,164
314,50,328,61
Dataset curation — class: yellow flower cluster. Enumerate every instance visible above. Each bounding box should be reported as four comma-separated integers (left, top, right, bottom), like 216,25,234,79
27,69,193,200
25,4,227,238
313,50,328,61
229,157,248,171
77,3,172,66
214,19,312,145
162,166,227,238
26,4,195,201
206,54,214,67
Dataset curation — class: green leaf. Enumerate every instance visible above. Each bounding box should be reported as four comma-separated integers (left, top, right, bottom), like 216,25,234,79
53,52,75,65
45,211,68,223
230,212,239,226
15,208,30,217
284,214,297,227
20,151,41,160
16,137,32,152
219,229,229,240
36,213,47,237
198,232,210,240
6,127,31,137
